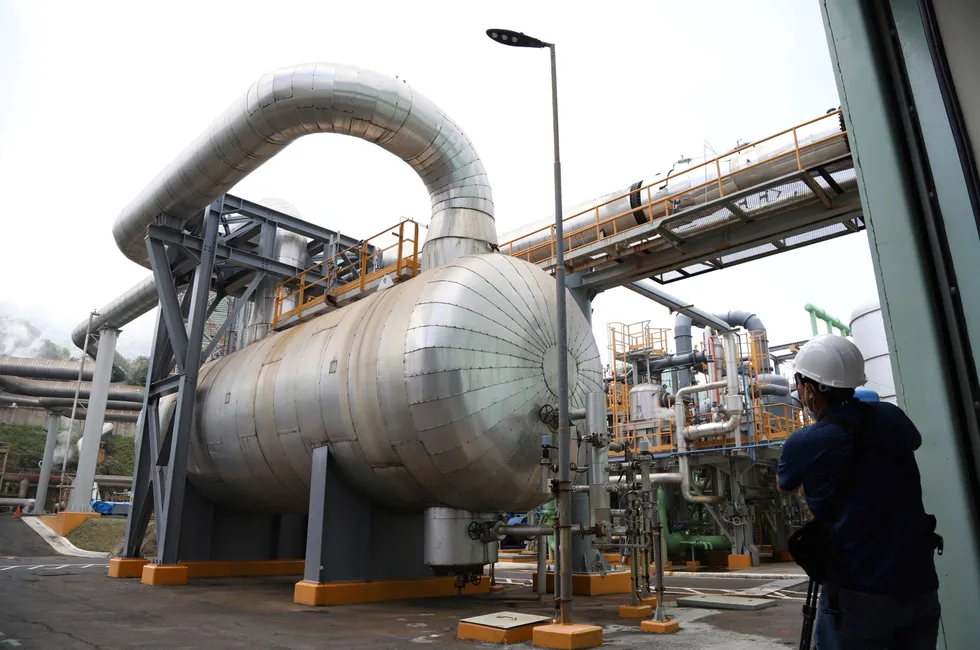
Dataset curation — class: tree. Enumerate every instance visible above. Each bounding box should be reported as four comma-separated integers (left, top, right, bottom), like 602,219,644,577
128,356,150,386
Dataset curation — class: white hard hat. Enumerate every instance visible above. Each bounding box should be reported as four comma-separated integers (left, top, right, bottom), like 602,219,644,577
794,334,867,388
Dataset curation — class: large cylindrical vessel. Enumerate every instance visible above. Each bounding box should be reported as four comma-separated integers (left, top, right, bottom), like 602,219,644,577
180,253,603,514
849,299,896,403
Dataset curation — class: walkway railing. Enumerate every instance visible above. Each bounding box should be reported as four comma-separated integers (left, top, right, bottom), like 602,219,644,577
501,110,848,267
273,220,421,327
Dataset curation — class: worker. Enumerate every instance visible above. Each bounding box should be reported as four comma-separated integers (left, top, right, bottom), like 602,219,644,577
776,334,941,649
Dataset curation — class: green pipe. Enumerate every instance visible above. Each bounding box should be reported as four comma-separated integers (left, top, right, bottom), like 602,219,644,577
804,303,852,336
658,488,731,554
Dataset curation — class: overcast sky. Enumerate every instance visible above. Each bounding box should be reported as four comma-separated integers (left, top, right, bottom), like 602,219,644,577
0,0,878,362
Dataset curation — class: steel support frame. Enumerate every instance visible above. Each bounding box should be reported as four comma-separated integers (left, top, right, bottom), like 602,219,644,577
123,207,220,563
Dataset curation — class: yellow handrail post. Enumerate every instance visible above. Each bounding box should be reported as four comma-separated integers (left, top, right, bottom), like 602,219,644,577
360,240,368,292
793,127,802,172
273,285,280,328
397,221,404,276
300,272,308,318
414,222,419,273
550,224,556,265
715,158,724,197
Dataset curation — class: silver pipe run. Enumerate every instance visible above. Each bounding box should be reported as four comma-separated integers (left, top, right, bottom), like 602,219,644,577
76,63,497,359
36,397,143,411
47,408,139,423
498,124,853,262
70,278,156,377
112,63,495,271
0,376,144,403
0,357,96,382
0,393,41,408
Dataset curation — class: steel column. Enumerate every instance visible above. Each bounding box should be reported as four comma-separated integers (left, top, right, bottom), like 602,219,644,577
68,326,119,512
30,413,61,514
157,207,220,565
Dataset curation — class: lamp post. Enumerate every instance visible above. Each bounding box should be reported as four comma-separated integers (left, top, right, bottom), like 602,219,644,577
486,28,573,626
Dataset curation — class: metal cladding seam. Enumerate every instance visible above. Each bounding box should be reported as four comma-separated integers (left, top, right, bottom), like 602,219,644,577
111,62,495,270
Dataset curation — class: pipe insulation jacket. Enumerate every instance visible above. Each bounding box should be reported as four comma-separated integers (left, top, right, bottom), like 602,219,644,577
0,376,144,402
111,63,495,270
0,357,96,382
76,63,498,363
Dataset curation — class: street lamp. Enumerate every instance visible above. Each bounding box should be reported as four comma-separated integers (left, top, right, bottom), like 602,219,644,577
487,27,573,626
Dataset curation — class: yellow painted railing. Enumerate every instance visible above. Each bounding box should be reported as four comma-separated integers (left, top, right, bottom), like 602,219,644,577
502,110,848,266
273,219,421,328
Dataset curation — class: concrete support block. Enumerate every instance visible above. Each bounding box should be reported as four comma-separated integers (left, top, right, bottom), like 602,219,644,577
532,623,603,649
141,564,189,586
641,619,680,634
107,558,148,579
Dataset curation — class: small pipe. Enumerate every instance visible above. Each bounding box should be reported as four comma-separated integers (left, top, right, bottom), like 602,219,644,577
496,523,555,537
674,331,741,504
0,498,35,507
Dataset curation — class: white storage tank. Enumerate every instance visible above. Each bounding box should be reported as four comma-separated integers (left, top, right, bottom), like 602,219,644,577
849,299,897,403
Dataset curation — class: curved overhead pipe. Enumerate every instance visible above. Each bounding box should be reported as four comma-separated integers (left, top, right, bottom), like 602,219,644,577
112,63,495,271
76,63,496,360
0,376,144,403
0,357,96,382
714,309,770,372
71,279,155,378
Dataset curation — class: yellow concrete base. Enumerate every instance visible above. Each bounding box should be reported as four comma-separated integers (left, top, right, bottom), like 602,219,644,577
532,570,631,596
39,512,100,536
141,564,189,586
728,554,753,569
458,621,544,644
618,604,652,618
294,575,491,606
640,596,658,607
685,561,701,568
490,585,507,593
641,619,680,634
107,558,148,579
498,555,535,563
778,551,795,562
182,560,304,578
603,553,621,565
532,623,603,649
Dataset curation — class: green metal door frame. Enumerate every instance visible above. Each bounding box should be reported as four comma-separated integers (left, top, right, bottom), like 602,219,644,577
821,0,980,645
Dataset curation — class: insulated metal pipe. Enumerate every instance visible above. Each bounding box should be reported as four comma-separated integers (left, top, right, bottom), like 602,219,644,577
0,393,41,408
0,377,144,403
0,357,96,381
36,397,142,411
673,332,742,505
496,523,555,537
111,63,495,271
76,62,497,366
0,498,35,507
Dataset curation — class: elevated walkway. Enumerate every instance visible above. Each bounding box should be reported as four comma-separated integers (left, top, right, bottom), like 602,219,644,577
501,110,863,290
